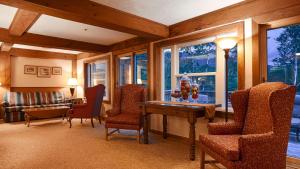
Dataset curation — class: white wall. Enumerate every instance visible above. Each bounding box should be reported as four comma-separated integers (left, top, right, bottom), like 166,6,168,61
11,56,72,87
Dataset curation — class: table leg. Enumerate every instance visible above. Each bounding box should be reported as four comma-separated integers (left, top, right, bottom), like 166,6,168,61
27,115,31,127
143,113,149,144
188,112,196,161
163,114,168,139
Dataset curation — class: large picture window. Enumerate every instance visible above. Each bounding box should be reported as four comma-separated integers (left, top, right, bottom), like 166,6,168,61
266,23,300,158
162,37,238,104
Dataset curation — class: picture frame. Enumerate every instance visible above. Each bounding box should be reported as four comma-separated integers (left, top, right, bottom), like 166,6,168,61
52,67,62,75
37,66,51,78
24,65,37,75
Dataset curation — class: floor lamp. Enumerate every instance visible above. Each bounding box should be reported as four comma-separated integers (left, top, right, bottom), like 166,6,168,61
215,37,238,122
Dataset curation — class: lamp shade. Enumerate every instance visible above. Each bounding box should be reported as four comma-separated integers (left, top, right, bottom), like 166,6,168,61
215,37,238,50
68,78,78,86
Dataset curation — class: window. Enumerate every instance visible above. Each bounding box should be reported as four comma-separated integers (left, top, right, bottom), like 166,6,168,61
266,23,300,158
134,52,148,85
162,37,238,105
117,51,148,86
162,48,172,101
86,58,110,101
119,56,132,86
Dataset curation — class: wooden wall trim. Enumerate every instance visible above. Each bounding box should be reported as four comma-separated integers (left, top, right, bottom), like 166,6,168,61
9,48,77,60
169,0,300,37
252,20,260,86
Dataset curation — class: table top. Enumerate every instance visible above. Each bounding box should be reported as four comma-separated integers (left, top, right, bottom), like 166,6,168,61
24,106,70,112
143,101,221,109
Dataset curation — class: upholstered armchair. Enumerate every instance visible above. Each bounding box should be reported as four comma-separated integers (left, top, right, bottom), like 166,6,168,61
68,84,105,128
199,82,296,169
105,84,146,143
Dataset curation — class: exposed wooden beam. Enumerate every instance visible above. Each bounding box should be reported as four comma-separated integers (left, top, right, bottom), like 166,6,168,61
0,28,109,53
109,37,151,52
169,0,300,37
9,48,77,60
1,42,13,52
9,9,40,36
0,0,169,39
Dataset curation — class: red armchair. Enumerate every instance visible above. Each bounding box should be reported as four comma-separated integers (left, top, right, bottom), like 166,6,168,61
105,84,146,143
68,84,105,128
199,82,296,169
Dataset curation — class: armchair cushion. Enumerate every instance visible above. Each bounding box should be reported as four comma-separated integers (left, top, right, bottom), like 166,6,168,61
106,113,141,125
199,134,240,161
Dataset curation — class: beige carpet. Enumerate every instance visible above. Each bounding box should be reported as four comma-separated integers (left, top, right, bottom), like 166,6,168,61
0,119,298,169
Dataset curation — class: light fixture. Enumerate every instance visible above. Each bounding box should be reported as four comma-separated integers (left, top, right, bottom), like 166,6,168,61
215,36,238,122
68,78,78,97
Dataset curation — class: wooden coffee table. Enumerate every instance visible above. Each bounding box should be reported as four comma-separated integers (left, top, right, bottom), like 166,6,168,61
24,106,70,127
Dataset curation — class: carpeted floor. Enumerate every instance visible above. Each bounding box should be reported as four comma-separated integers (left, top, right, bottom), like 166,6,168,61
0,119,299,169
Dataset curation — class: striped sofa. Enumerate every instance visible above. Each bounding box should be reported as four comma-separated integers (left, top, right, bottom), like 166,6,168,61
1,91,70,122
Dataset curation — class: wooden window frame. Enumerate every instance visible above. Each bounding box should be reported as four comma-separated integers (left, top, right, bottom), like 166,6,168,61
260,15,300,82
84,55,111,103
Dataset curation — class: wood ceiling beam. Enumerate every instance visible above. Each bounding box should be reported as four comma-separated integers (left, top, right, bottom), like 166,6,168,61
0,28,109,53
9,9,40,36
0,0,169,39
1,42,13,52
109,37,151,52
169,0,300,37
9,48,77,60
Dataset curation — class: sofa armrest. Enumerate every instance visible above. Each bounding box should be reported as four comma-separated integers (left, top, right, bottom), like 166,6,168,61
208,122,243,135
239,132,275,161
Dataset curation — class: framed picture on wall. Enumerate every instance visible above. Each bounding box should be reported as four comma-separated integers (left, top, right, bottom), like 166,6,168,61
24,65,37,75
52,67,62,75
37,66,51,78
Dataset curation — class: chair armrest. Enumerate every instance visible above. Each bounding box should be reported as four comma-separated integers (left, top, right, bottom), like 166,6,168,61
208,122,243,135
239,132,275,161
106,109,120,117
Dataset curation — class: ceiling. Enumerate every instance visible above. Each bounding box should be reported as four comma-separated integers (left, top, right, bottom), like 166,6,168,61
28,15,136,45
91,0,244,25
0,4,17,29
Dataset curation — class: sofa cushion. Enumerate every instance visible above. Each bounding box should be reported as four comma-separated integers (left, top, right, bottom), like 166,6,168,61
106,113,141,125
28,92,49,105
199,134,240,161
47,91,65,104
3,92,29,106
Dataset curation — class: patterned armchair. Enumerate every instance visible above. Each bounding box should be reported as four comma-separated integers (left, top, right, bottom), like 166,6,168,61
105,84,146,143
199,82,296,169
68,84,105,128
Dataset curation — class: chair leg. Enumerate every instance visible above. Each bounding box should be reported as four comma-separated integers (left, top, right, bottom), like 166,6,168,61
69,118,72,128
137,130,141,143
81,118,83,124
91,117,94,128
105,128,108,141
200,150,205,169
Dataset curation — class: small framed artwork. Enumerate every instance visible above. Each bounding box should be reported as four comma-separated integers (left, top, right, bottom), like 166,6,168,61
24,65,37,75
52,67,62,75
37,66,51,78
